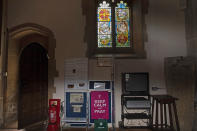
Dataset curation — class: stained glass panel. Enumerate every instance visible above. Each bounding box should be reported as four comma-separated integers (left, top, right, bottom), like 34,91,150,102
116,9,129,21
115,1,130,47
98,35,112,47
116,22,130,47
98,8,111,22
97,1,112,48
98,22,111,35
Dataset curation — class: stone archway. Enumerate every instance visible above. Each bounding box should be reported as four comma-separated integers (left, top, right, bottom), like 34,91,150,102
4,23,57,128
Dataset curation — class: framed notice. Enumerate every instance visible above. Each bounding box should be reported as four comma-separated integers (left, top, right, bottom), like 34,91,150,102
70,93,84,104
65,92,87,119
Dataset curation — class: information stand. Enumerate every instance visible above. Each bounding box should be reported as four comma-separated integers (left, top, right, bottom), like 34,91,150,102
62,58,114,130
62,58,115,131
89,81,113,131
62,58,89,130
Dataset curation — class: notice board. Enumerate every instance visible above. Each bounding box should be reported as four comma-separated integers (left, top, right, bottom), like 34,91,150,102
65,92,87,122
64,58,88,90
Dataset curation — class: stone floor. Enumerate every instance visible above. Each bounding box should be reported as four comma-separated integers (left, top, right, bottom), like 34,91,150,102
0,129,151,131
63,129,151,131
0,124,151,131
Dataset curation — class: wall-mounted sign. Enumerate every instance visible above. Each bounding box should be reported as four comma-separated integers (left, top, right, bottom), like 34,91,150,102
64,58,88,90
94,82,105,89
91,91,109,120
89,81,111,90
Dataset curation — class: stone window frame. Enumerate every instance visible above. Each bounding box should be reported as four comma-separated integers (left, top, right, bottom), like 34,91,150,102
83,0,149,58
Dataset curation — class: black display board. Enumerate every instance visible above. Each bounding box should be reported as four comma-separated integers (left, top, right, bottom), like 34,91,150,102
122,73,149,96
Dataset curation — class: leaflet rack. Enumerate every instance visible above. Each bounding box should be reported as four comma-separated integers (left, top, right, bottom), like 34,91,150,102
119,94,151,128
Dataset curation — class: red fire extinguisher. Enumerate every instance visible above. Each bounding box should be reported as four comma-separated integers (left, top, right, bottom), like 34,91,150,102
49,106,57,124
47,99,60,131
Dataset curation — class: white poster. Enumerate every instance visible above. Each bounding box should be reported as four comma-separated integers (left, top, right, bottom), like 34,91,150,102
70,93,84,103
72,105,82,113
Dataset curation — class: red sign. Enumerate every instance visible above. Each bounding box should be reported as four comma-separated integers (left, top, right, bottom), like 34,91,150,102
91,91,109,119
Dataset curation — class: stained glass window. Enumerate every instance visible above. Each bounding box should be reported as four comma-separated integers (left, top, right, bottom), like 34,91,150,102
97,1,112,48
97,1,131,48
115,1,130,47
86,0,146,57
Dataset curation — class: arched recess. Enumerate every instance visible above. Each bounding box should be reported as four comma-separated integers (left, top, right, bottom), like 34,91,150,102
4,23,57,128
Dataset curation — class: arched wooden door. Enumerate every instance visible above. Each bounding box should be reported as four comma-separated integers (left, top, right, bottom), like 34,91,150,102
18,43,48,129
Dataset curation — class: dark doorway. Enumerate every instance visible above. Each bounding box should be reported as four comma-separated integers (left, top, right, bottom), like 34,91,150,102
18,43,48,129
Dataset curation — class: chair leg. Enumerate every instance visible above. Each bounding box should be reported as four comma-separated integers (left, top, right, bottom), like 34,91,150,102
168,103,174,129
164,104,167,128
173,101,180,131
151,98,155,128
160,103,163,129
155,101,158,129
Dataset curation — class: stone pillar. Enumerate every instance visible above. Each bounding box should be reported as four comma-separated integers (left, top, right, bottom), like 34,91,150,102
4,38,19,128
165,56,195,131
0,0,7,128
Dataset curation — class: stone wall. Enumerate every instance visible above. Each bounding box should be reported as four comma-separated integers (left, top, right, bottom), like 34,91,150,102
185,0,197,130
165,56,195,131
7,0,188,128
186,0,197,105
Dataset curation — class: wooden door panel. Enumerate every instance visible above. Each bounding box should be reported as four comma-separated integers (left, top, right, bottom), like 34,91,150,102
18,43,48,129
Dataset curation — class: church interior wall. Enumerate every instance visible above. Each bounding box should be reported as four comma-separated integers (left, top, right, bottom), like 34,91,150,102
6,0,188,128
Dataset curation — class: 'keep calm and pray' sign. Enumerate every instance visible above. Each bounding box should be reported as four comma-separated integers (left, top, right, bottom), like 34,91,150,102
91,91,109,120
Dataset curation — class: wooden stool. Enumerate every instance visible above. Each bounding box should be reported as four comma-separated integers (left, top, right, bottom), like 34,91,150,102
151,95,180,131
